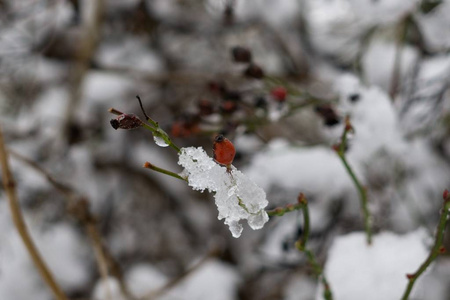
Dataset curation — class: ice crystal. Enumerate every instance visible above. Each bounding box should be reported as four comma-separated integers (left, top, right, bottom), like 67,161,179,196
178,147,269,238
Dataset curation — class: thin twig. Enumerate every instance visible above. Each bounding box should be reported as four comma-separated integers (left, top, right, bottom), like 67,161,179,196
334,116,372,245
143,162,186,181
136,95,151,123
63,0,105,140
267,202,304,217
400,190,450,300
389,15,409,100
0,127,69,300
295,193,333,300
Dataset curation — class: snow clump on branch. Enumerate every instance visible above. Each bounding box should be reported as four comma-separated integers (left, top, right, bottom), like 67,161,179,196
178,147,269,238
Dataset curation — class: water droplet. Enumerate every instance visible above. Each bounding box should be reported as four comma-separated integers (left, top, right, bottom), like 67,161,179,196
153,136,169,147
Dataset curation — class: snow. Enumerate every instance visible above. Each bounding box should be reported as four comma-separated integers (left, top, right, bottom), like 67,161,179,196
92,259,240,300
415,1,450,52
82,71,134,103
171,259,240,300
234,0,300,28
317,230,429,300
125,264,169,296
95,38,163,74
362,40,419,93
178,147,269,238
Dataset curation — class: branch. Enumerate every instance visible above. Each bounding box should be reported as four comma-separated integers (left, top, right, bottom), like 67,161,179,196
267,202,304,217
294,194,333,300
0,127,69,300
143,162,186,182
8,148,136,300
334,116,372,245
400,190,450,300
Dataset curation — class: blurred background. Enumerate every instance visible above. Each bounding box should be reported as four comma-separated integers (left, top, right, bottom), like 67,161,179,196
0,0,450,299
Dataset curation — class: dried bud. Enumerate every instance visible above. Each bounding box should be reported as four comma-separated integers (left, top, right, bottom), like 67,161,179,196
110,114,143,130
439,246,447,254
231,46,252,63
244,63,264,79
443,189,449,200
406,274,415,280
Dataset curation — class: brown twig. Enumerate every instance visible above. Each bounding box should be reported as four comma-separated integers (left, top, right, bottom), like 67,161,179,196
8,148,136,300
0,127,69,300
63,0,105,140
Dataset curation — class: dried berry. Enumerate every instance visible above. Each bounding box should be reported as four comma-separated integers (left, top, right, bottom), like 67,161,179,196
315,104,341,127
110,114,143,130
348,93,360,103
198,99,214,116
254,96,267,109
220,100,238,114
244,63,264,79
231,46,252,63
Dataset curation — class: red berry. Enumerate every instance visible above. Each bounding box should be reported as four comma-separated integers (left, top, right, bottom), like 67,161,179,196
213,134,236,167
271,87,287,102
443,189,449,200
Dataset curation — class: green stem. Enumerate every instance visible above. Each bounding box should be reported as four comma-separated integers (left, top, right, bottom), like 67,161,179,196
400,194,450,300
142,123,181,153
336,117,372,245
266,203,305,217
295,194,333,300
143,162,186,182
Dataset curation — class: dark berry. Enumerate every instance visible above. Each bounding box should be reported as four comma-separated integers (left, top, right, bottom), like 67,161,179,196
254,96,267,109
231,46,252,63
315,104,341,127
244,63,264,79
348,93,360,103
220,100,237,114
198,99,214,116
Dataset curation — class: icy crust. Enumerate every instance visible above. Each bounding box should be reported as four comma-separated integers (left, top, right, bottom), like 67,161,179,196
178,147,269,238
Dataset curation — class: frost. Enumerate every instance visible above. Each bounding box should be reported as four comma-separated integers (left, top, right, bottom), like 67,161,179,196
178,147,269,238
153,135,169,147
